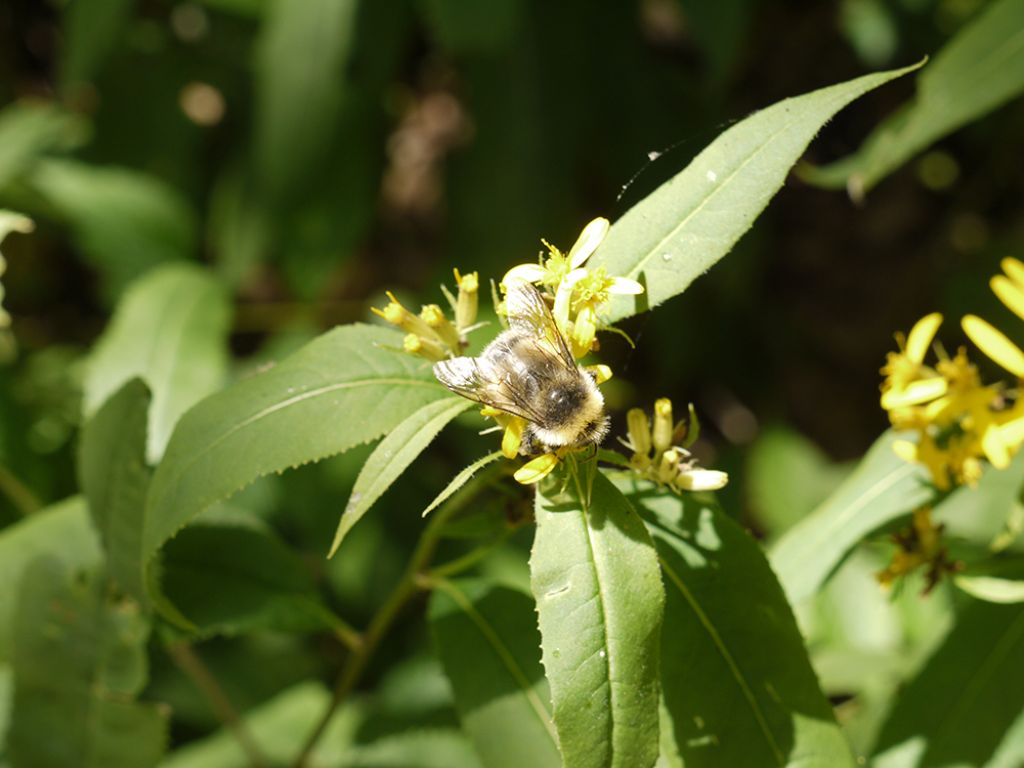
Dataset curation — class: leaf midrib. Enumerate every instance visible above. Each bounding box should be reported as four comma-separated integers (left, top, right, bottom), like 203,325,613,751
434,579,559,745
659,553,785,766
623,87,855,284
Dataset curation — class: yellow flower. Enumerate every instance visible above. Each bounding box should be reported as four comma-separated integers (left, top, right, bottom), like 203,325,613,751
880,312,947,421
876,507,959,593
502,217,643,357
619,396,726,493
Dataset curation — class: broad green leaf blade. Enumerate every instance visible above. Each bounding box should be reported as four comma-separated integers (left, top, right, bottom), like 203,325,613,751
422,450,504,518
0,102,84,188
429,577,560,768
144,324,449,571
157,518,346,636
932,448,1024,549
8,558,167,768
624,480,855,768
0,497,101,663
83,263,231,463
78,378,151,602
531,469,664,768
872,598,1024,768
588,63,921,322
747,426,852,538
331,396,472,556
28,158,199,296
803,0,1024,194
769,431,932,605
253,0,358,203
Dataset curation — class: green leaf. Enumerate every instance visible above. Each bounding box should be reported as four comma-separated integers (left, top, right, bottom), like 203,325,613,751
78,379,151,602
157,517,347,636
746,426,851,538
0,497,102,663
344,730,483,768
144,324,449,583
83,263,231,463
588,63,921,322
871,598,1024,768
161,682,358,768
7,558,167,768
0,102,84,189
422,450,504,518
418,0,524,54
59,0,137,91
429,577,560,768
803,0,1024,194
253,0,359,204
769,431,932,605
330,396,472,556
531,468,664,768
624,481,856,767
28,159,199,296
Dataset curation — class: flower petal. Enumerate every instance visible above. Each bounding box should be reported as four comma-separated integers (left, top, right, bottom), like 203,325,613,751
675,468,728,491
608,276,644,295
513,453,559,484
906,312,943,364
892,439,919,462
585,364,613,385
992,275,1024,323
880,376,948,410
1003,257,1024,289
567,217,610,268
962,315,1024,377
981,423,1011,469
553,268,588,328
502,263,546,286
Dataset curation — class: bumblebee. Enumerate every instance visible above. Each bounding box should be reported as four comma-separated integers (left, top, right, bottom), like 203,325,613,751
433,280,609,455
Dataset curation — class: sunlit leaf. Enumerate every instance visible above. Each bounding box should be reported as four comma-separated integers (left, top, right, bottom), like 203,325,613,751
872,598,1024,768
78,378,151,602
746,426,851,538
0,497,101,663
769,431,932,605
623,480,856,767
83,264,230,463
429,577,560,768
588,63,921,321
421,450,504,518
954,575,1024,604
7,558,167,768
803,0,1024,194
161,683,357,768
532,468,664,768
28,159,199,296
144,324,450,604
330,396,472,556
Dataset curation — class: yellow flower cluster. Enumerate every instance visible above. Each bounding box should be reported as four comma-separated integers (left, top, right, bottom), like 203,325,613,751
502,217,643,359
881,258,1024,490
620,397,728,492
372,269,479,361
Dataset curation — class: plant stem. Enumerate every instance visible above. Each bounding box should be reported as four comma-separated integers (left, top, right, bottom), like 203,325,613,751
0,462,41,517
291,474,489,768
167,640,267,768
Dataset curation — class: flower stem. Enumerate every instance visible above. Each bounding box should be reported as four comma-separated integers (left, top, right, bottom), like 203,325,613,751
166,640,267,768
0,462,41,517
290,470,493,768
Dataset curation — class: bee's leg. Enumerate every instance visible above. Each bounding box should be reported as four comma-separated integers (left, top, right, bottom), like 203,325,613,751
520,425,542,456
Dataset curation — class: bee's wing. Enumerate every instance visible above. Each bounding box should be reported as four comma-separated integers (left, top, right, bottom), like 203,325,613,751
432,355,544,423
504,279,576,370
